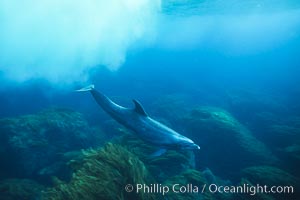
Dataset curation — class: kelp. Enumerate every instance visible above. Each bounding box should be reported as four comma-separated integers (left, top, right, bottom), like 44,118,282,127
162,169,233,200
163,169,207,200
0,108,106,178
0,178,44,200
42,143,155,200
42,127,199,200
113,130,195,181
241,166,299,200
242,166,298,186
183,106,277,178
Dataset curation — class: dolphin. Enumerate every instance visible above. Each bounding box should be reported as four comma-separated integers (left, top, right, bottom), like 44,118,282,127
77,85,200,154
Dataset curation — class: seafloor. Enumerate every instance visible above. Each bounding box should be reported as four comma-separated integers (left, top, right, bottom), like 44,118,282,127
0,90,299,200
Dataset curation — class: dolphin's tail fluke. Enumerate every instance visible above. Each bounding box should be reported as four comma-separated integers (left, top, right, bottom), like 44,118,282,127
76,84,95,92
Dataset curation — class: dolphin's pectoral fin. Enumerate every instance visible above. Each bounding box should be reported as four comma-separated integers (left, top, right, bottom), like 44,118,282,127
150,148,167,158
132,99,148,116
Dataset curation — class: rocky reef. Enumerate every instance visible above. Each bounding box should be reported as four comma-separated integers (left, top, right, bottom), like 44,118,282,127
182,106,277,179
242,166,298,187
0,108,106,180
0,104,299,200
240,166,299,200
113,130,196,182
0,178,45,200
41,134,224,200
42,143,155,200
225,89,287,123
253,112,300,176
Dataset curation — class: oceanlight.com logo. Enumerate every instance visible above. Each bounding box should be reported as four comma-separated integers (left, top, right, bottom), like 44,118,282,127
207,184,294,196
124,183,294,196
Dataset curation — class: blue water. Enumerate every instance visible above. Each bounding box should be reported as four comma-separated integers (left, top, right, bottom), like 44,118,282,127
0,0,300,199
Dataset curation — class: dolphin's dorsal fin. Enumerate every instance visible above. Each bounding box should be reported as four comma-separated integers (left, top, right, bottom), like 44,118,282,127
76,84,95,92
132,99,148,116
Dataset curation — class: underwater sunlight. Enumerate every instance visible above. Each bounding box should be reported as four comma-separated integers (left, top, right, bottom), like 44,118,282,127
0,0,299,200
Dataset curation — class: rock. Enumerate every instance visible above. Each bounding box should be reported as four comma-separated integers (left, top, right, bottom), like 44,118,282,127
0,108,106,180
282,144,300,160
42,143,155,200
242,166,298,186
277,144,300,177
163,169,232,200
0,178,44,200
114,130,196,182
225,89,287,123
264,124,300,148
241,166,299,200
183,106,277,179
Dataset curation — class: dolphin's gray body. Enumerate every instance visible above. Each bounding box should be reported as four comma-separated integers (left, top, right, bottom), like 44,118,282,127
78,85,200,151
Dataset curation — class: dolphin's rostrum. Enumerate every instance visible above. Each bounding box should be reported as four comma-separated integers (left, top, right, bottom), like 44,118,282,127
77,85,200,153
